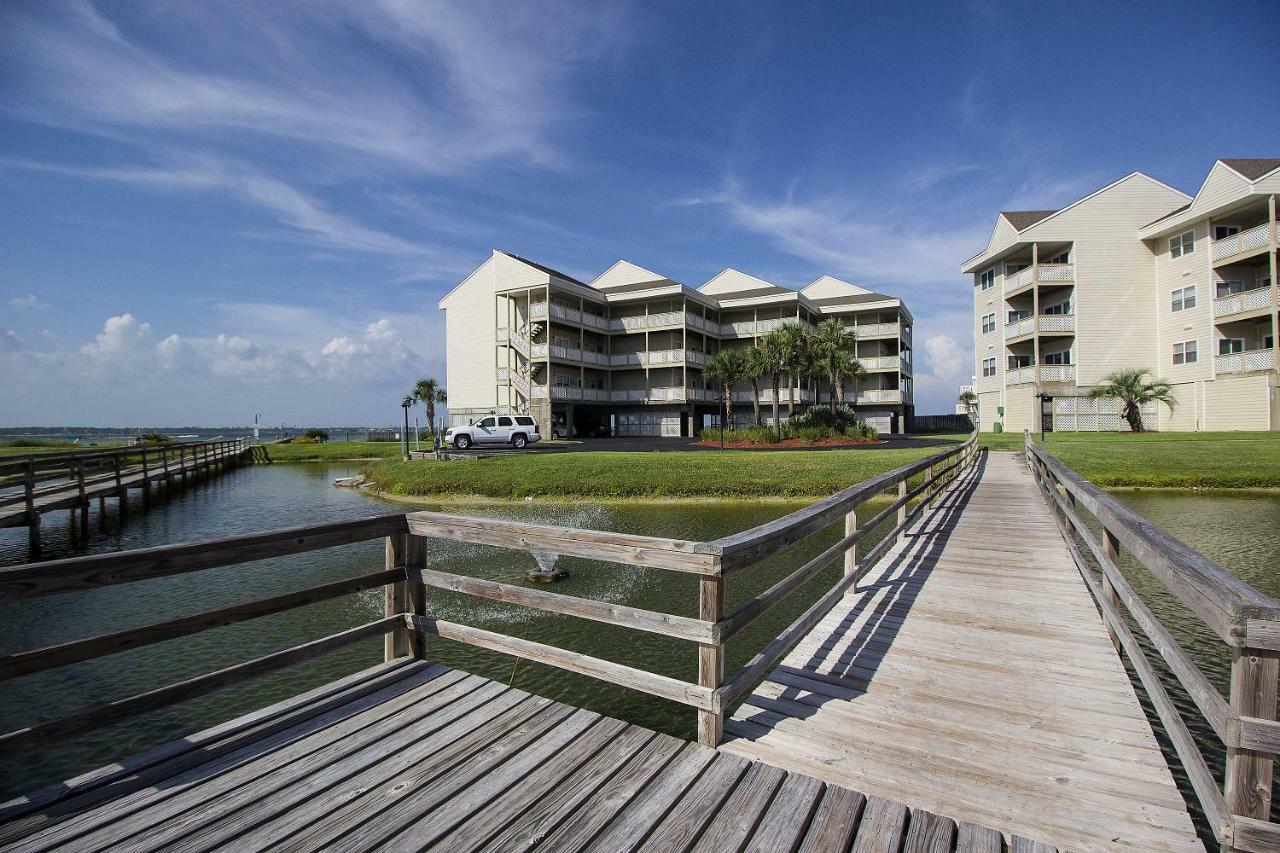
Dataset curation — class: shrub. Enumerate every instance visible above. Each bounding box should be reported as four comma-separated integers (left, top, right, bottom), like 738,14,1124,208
789,424,835,442
138,432,173,445
290,436,321,444
304,428,330,442
701,426,777,444
4,437,77,448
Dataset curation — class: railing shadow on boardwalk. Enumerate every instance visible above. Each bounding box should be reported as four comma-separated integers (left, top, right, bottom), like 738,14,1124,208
733,453,988,726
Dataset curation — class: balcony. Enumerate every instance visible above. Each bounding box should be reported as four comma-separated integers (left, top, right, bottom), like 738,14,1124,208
861,355,903,371
1006,365,1076,385
1214,286,1273,319
1212,223,1276,265
732,389,814,404
852,389,903,404
1216,348,1274,376
1003,264,1074,296
852,322,901,339
1004,315,1075,340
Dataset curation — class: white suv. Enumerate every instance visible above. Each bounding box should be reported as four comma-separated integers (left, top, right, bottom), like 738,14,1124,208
445,415,542,450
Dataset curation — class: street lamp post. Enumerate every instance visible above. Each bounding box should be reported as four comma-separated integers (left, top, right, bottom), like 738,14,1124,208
401,396,413,460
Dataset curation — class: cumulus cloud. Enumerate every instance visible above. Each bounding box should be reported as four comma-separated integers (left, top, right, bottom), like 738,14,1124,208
0,327,25,353
8,294,48,311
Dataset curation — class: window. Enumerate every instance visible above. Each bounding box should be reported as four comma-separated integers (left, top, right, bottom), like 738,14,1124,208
1043,298,1072,315
554,374,570,387
476,417,496,428
1171,286,1196,312
1218,339,1244,355
1215,225,1240,241
497,416,513,427
982,357,996,377
1172,340,1198,365
1042,350,1072,365
1266,335,1275,349
979,269,994,290
1044,251,1070,264
1216,280,1244,298
515,416,535,426
981,313,996,334
1008,355,1033,369
1170,230,1195,258
1007,309,1030,324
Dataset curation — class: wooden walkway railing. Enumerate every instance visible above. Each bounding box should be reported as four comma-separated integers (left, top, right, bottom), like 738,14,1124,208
0,433,980,814
1026,430,1280,852
0,438,250,553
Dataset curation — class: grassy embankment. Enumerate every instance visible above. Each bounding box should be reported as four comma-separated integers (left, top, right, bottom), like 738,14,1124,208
261,441,406,462
361,446,946,501
935,431,1280,489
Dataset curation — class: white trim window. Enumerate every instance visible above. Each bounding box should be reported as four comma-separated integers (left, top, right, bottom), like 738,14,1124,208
981,357,996,377
1042,349,1072,365
1170,286,1196,312
1216,280,1244,298
981,313,996,334
979,269,995,291
1214,225,1240,241
1172,340,1198,365
1043,298,1072,316
1169,230,1195,259
1218,338,1244,355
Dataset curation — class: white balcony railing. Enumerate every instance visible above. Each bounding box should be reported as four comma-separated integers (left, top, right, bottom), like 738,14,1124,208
530,343,548,359
1038,315,1075,333
1003,267,1035,294
860,355,900,371
1006,366,1035,385
1005,317,1035,338
853,322,901,338
854,389,903,404
1212,222,1275,263
1216,349,1274,375
496,367,510,381
1002,264,1074,295
1038,364,1076,382
496,328,509,343
1214,286,1272,318
529,302,548,320
1037,263,1074,282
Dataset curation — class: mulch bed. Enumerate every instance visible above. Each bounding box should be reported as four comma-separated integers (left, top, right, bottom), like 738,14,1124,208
695,437,884,450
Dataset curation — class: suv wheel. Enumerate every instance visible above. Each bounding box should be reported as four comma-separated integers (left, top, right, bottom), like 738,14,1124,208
511,434,528,449
454,434,471,450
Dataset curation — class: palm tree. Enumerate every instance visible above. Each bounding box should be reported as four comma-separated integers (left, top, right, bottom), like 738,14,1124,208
703,348,751,438
811,318,859,410
756,333,789,440
744,347,767,426
771,323,809,418
1089,369,1176,432
412,378,447,436
836,354,866,409
957,389,977,413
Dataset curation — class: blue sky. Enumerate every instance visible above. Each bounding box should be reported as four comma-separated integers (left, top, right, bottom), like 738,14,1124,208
2,0,1279,426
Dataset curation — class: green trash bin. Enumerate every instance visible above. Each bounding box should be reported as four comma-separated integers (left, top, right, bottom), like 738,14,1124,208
993,421,1004,433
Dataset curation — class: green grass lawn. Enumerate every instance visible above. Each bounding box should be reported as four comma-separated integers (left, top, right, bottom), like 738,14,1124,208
933,431,1280,488
361,446,950,500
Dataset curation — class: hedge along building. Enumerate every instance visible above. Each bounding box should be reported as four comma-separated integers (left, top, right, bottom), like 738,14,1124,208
439,250,914,437
964,159,1280,433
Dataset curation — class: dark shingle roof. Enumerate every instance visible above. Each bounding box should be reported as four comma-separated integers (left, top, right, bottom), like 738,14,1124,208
714,285,794,300
596,279,678,294
810,293,895,307
497,250,585,286
1001,210,1057,230
1220,159,1280,180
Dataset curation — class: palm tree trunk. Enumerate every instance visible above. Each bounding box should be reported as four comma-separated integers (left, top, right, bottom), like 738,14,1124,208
836,377,845,406
723,383,733,433
786,374,795,418
426,401,435,436
751,378,762,426
771,376,781,440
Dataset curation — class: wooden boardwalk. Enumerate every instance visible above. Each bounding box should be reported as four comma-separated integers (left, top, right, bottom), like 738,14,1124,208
720,452,1204,852
0,659,1051,852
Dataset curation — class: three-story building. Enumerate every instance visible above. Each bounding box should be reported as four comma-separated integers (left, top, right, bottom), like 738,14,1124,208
440,251,914,436
964,159,1280,432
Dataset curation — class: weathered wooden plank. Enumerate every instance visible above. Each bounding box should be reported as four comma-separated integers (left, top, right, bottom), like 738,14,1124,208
954,822,1002,853
371,708,601,852
5,664,470,852
0,514,407,601
405,510,719,575
0,616,400,752
479,727,664,853
581,743,716,852
412,567,715,643
1009,836,1057,853
429,716,629,852
742,772,825,853
902,807,956,853
0,659,424,837
1234,814,1280,853
642,751,751,853
688,760,786,852
410,615,716,711
0,568,403,681
796,784,865,852
698,574,726,746
851,795,908,853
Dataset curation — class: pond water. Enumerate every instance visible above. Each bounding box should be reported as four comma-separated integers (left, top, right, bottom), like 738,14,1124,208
0,461,1276,823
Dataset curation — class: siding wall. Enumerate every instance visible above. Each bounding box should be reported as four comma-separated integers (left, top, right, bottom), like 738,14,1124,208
1153,220,1213,384
1203,373,1272,430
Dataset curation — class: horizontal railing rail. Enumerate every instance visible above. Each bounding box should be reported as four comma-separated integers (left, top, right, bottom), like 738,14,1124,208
1025,431,1280,852
0,433,981,816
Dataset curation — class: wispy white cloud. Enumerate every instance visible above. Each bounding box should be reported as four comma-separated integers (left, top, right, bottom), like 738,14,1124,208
8,293,49,311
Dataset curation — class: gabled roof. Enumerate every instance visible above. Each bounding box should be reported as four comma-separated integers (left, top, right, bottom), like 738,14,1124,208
1220,159,1280,181
698,268,789,297
1142,202,1192,228
588,260,677,292
801,275,892,303
496,250,585,286
1001,210,1057,230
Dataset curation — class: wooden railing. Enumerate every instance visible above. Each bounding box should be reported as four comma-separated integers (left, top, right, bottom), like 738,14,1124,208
0,434,979,811
1025,432,1280,852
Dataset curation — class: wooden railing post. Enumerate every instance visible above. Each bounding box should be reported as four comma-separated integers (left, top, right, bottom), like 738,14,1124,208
896,478,908,543
405,534,428,659
843,508,859,577
697,574,725,747
1226,645,1280,822
383,534,412,661
1101,528,1122,653
23,460,39,554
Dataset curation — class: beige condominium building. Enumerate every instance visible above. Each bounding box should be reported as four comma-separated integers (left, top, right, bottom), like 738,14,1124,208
964,158,1280,432
439,250,914,437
